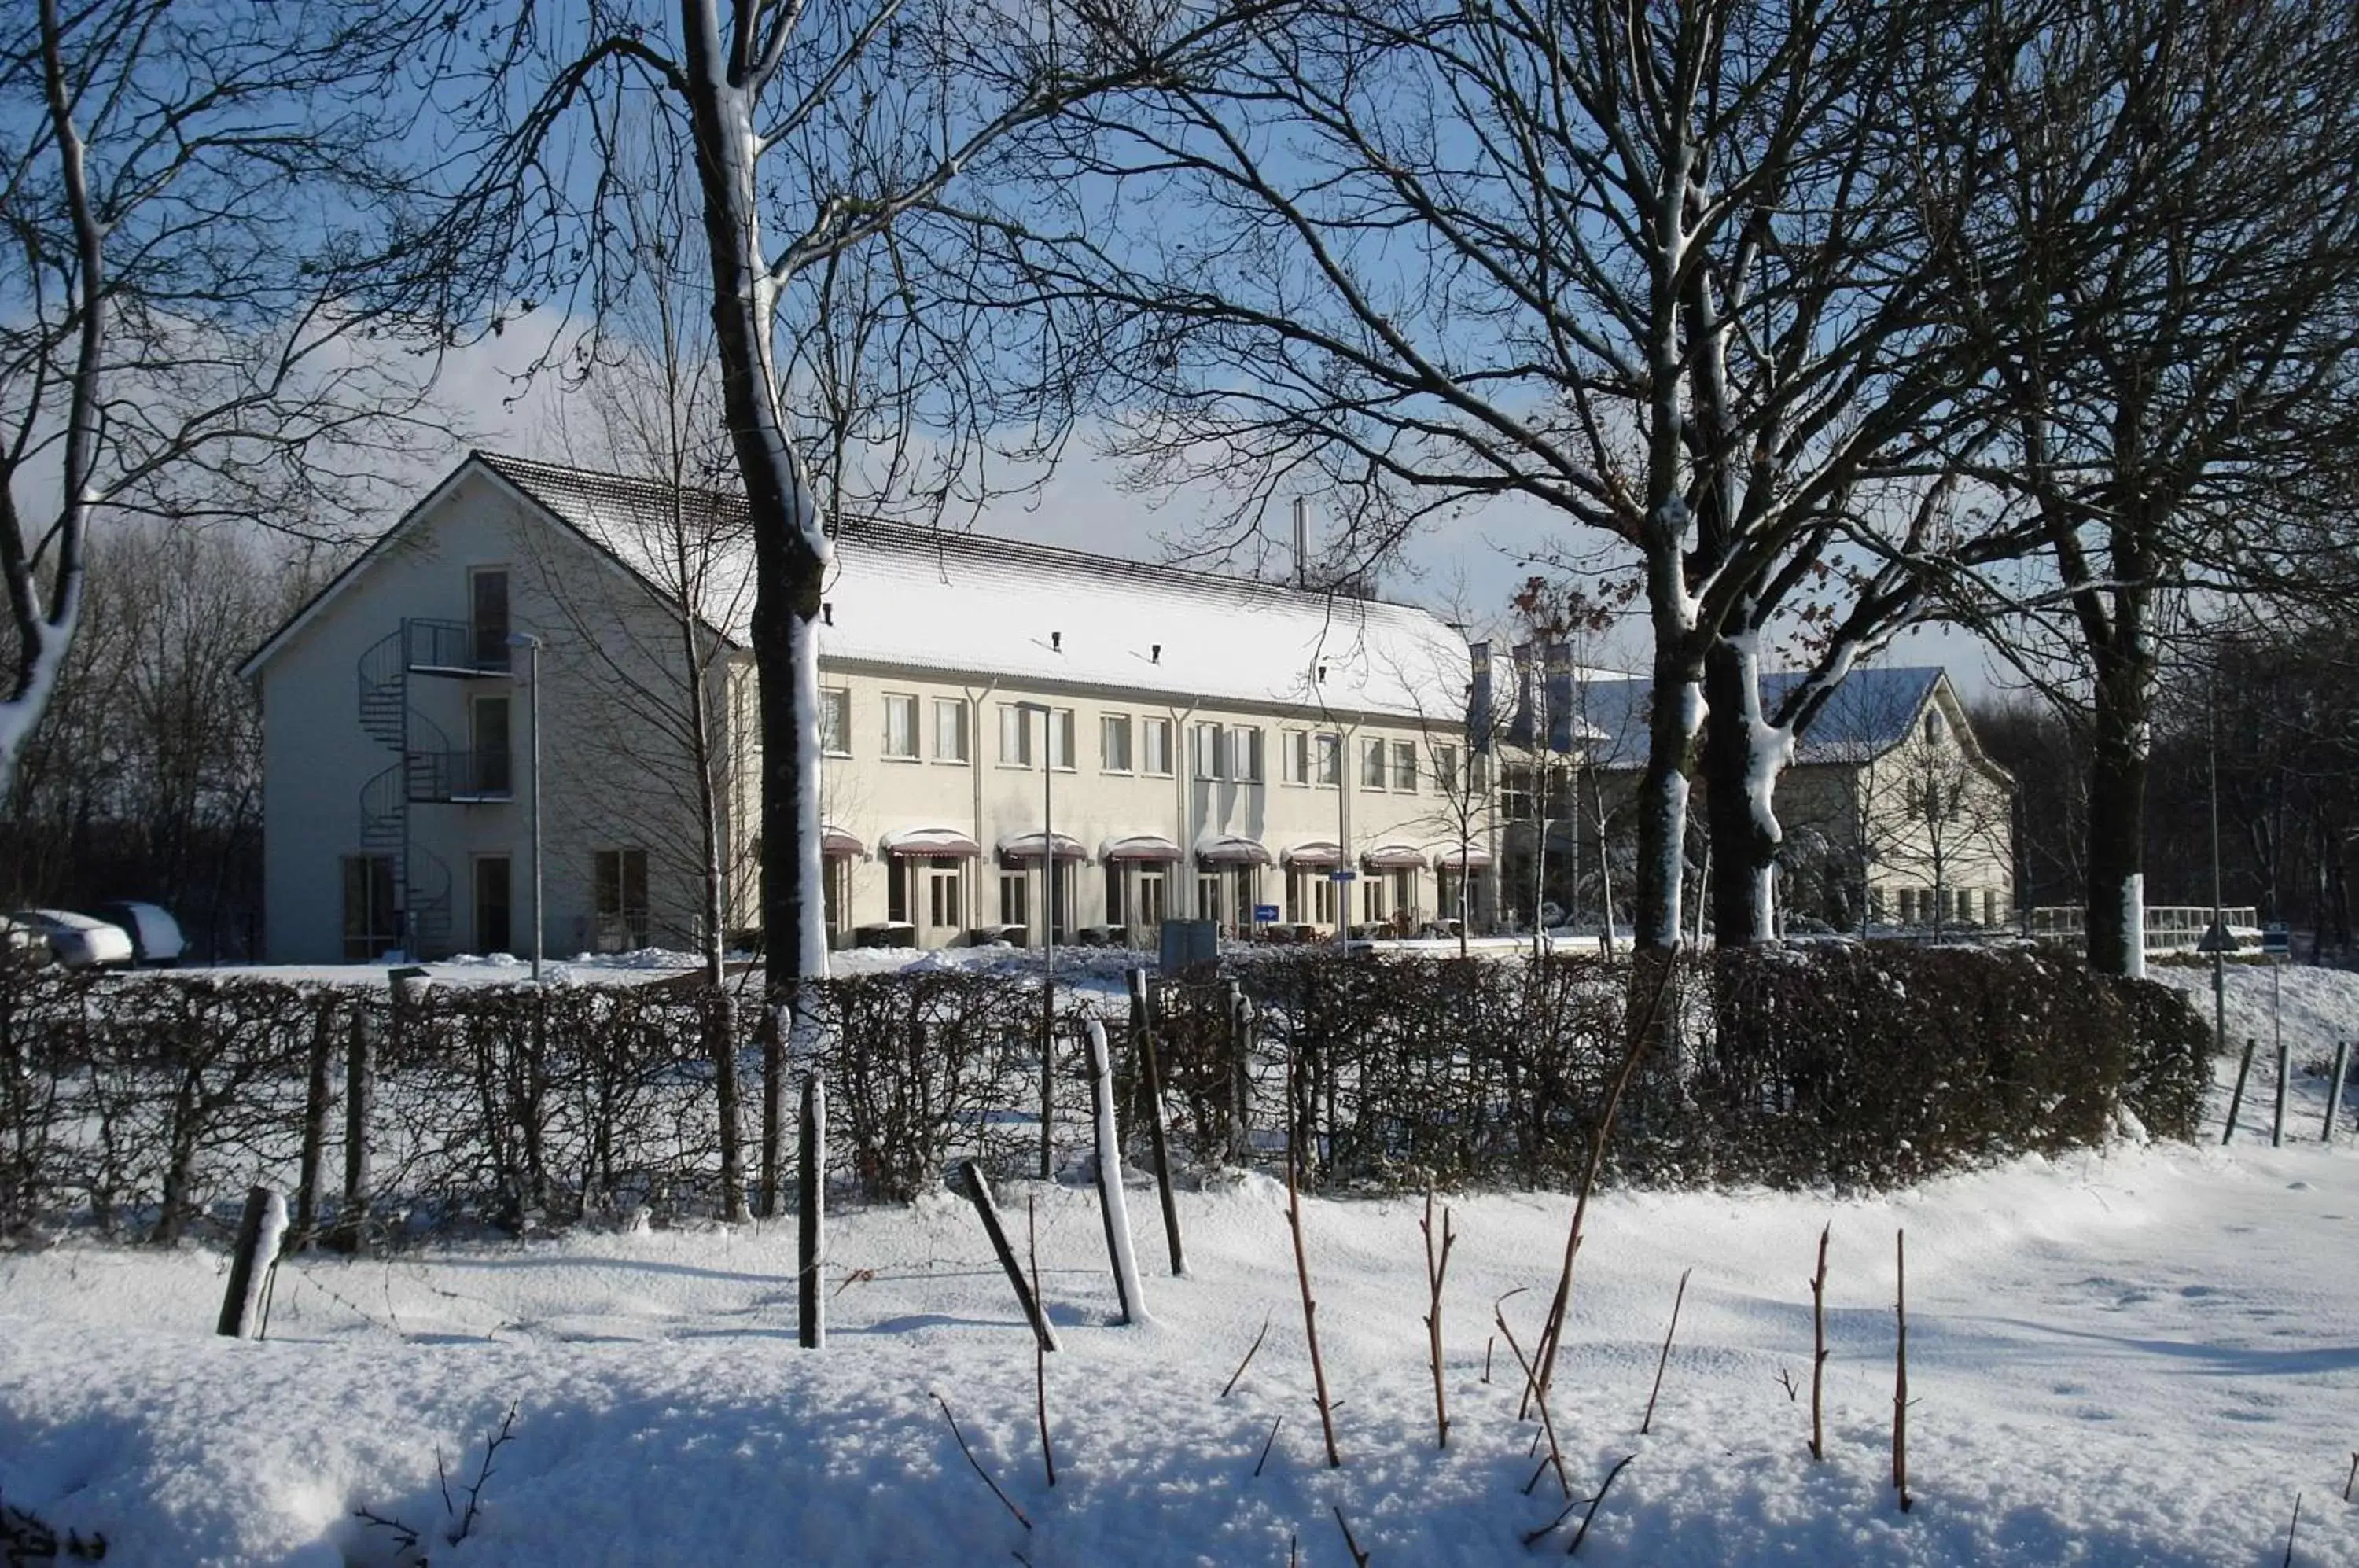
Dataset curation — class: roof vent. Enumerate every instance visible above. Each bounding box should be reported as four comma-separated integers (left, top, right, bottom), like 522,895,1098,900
1051,630,1062,653
822,602,834,627
1150,642,1161,664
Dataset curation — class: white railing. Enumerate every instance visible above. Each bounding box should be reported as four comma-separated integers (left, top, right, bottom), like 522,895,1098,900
2026,904,2259,952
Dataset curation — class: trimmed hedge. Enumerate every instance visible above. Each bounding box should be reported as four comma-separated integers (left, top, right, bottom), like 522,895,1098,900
0,944,2210,1244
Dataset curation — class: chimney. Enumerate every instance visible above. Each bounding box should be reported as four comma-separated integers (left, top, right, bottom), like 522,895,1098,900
1150,642,1161,664
1051,630,1062,652
1293,496,1309,590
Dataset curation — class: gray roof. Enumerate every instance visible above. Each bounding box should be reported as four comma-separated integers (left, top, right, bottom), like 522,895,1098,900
1570,666,1947,767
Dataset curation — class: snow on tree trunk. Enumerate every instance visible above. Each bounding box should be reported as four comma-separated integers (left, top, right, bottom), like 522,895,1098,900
2085,652,2153,978
1085,1021,1146,1325
1633,650,1704,953
1704,635,1794,948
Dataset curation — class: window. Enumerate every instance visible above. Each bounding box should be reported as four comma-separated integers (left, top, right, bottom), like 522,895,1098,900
1142,717,1174,776
1501,764,1534,821
1104,863,1126,926
594,848,650,951
1392,741,1418,792
1102,713,1134,773
882,694,918,759
1231,726,1264,783
1197,873,1223,923
1137,867,1168,926
1363,738,1388,788
926,858,963,929
1194,722,1227,779
823,857,852,937
999,703,1033,765
473,856,513,955
1434,743,1459,792
999,870,1030,928
1048,708,1076,770
819,688,852,755
1282,730,1308,785
469,694,513,797
1362,872,1389,923
340,855,397,961
1316,733,1341,786
933,698,970,762
469,568,510,669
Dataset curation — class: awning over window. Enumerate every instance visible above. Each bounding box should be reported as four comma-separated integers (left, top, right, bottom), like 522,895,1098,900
879,826,981,858
1194,833,1273,867
1429,841,1494,870
821,824,863,859
999,831,1087,862
1360,843,1425,870
1283,841,1344,868
1100,834,1183,863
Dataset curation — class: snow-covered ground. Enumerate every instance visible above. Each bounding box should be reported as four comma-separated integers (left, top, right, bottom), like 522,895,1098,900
4,964,2355,1566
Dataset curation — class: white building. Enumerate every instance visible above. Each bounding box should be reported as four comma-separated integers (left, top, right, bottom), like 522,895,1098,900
239,454,1492,963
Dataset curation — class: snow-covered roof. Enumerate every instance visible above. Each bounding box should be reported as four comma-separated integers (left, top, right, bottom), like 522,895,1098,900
476,453,1472,723
1572,667,1950,768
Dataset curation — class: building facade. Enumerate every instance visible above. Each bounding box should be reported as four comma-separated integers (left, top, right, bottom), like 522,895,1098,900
241,455,1495,963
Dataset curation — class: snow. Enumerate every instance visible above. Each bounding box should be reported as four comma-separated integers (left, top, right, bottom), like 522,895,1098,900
1085,1021,1148,1326
2122,874,2147,981
5,965,2358,1565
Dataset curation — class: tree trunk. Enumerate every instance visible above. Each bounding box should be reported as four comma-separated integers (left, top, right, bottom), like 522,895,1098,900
2085,649,2152,978
1632,645,1703,953
1703,640,1782,948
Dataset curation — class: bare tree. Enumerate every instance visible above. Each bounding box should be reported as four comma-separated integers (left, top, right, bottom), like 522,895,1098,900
1927,0,2359,976
0,0,456,794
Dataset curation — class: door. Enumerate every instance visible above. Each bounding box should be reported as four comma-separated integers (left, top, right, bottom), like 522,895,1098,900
474,856,513,955
470,695,512,797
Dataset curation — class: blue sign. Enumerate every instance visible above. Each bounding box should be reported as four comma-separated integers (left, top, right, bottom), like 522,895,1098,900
1329,870,1358,882
2263,924,2291,958
1253,904,1281,924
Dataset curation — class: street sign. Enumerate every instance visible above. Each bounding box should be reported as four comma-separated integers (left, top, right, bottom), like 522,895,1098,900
1253,904,1281,924
2195,919,2240,955
1329,870,1357,882
2262,923,2291,959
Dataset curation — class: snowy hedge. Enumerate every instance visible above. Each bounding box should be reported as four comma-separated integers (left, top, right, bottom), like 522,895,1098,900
0,946,2209,1243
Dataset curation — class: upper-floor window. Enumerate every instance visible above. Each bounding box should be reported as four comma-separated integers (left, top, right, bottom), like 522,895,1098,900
1233,725,1264,783
1142,716,1174,776
1048,708,1076,770
1281,730,1309,785
882,694,918,760
1316,733,1341,786
999,702,1032,765
1391,741,1418,792
1362,737,1388,788
1433,742,1459,792
933,698,970,763
470,568,510,670
1102,713,1134,773
1195,723,1264,782
1193,721,1225,779
819,688,852,756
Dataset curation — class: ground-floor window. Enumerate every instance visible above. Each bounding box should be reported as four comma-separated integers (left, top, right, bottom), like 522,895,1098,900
594,848,650,951
473,855,513,955
926,858,963,932
1137,867,1168,928
341,854,397,961
823,856,852,938
1000,870,1029,928
1287,867,1339,926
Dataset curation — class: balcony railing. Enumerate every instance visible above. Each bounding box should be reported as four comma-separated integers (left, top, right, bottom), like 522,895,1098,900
407,748,514,803
403,617,511,676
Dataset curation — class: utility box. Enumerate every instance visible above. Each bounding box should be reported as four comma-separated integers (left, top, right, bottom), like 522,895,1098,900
1159,919,1218,974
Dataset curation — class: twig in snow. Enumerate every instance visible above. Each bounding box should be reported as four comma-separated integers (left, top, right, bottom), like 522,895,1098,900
2345,1452,2357,1502
2284,1491,2302,1567
1029,1198,1055,1488
1493,1294,1569,1499
1286,1044,1341,1467
1253,1415,1283,1478
1892,1229,1912,1512
1777,1367,1800,1402
934,1393,1031,1531
1483,1334,1494,1384
1221,1309,1273,1399
1290,1533,1299,1567
1640,1268,1691,1435
448,1401,518,1546
1422,1193,1456,1448
1332,1505,1371,1567
353,1506,420,1555
1565,1454,1636,1557
1811,1224,1831,1462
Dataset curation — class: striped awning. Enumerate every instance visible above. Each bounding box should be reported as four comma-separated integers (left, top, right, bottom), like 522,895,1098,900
1429,841,1494,870
1194,834,1273,867
1283,841,1344,868
999,831,1087,862
1360,843,1425,870
820,824,864,859
878,826,981,858
1100,834,1184,862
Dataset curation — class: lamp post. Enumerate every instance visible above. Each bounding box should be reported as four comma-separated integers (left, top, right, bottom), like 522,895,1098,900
1020,701,1056,1178
507,632,543,983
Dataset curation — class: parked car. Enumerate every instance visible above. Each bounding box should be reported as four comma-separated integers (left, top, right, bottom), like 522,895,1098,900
84,900,186,966
7,909,134,970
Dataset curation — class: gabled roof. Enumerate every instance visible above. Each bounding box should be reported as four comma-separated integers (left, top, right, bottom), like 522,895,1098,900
249,451,1474,723
1572,666,1952,768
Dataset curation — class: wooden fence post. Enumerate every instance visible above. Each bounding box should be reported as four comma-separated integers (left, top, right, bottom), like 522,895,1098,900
2222,1036,2256,1146
956,1159,1060,1352
759,1002,786,1219
2322,1042,2350,1144
799,1070,825,1350
1129,970,1185,1276
334,1004,374,1254
2273,1040,2291,1149
1086,1021,1146,1324
294,999,335,1246
217,1186,287,1338
1226,981,1250,1163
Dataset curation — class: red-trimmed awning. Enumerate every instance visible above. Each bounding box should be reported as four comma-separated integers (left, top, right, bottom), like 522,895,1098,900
821,824,863,859
1194,834,1273,867
999,831,1087,862
879,826,981,858
1283,841,1344,868
1429,842,1494,870
1100,834,1183,863
1360,843,1426,870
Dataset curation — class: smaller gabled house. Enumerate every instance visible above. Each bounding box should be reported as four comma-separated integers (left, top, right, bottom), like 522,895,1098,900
1496,666,2015,935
